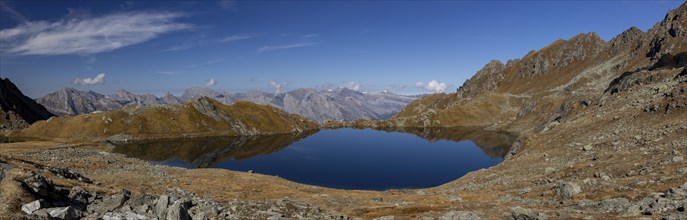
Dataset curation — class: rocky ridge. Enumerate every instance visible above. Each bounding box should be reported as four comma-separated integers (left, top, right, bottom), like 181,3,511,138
0,78,54,130
37,87,418,123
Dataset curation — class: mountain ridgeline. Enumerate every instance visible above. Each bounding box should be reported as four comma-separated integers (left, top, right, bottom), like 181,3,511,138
0,78,54,130
37,87,418,123
385,3,687,129
15,97,318,141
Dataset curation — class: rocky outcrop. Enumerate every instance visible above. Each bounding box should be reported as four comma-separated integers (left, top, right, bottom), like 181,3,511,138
0,78,54,130
457,60,506,98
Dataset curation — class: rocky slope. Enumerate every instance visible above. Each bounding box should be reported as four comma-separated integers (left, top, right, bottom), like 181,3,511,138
388,2,687,130
12,97,318,141
0,78,53,130
37,87,418,123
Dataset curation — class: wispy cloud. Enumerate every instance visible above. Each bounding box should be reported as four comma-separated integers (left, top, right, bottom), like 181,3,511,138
257,42,319,53
302,33,319,38
73,73,105,85
85,56,97,64
0,2,28,23
0,11,192,55
218,0,236,9
269,80,288,93
415,80,448,92
164,43,195,52
156,71,177,75
206,78,217,87
218,33,259,42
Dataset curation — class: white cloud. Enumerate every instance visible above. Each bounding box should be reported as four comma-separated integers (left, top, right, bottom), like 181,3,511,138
415,80,447,92
219,33,258,42
206,78,217,87
0,11,191,55
73,73,105,85
258,42,318,53
346,81,361,91
269,80,288,93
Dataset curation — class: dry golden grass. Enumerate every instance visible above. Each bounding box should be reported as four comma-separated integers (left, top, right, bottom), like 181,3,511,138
13,98,318,141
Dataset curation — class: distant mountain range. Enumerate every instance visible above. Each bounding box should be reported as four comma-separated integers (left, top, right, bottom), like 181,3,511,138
36,87,420,123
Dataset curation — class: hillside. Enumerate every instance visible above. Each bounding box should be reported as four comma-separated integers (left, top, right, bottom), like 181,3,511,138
389,2,687,130
13,97,318,141
37,87,417,123
0,78,53,130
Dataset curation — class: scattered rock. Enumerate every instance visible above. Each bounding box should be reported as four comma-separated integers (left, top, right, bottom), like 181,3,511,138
447,196,463,202
557,182,582,199
440,211,480,220
582,144,593,151
510,206,536,220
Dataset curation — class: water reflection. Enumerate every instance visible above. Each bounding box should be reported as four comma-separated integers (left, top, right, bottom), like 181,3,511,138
113,127,517,190
382,127,518,158
112,131,316,168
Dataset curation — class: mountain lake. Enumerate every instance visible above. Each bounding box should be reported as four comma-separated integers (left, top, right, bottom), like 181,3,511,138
113,128,516,190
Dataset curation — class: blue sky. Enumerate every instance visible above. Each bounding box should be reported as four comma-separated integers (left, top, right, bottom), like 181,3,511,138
0,0,683,98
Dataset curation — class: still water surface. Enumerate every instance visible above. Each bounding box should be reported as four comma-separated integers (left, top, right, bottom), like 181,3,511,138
113,128,515,190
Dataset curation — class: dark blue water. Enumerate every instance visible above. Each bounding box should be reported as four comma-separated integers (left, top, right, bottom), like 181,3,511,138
114,128,513,190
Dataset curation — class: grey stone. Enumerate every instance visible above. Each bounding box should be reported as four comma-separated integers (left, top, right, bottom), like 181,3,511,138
68,186,89,209
558,182,582,199
447,196,463,202
673,156,684,163
92,189,131,214
440,211,480,220
582,144,593,151
47,206,80,220
155,194,171,219
166,199,191,220
33,209,51,218
23,175,50,197
21,200,43,215
0,162,13,181
373,216,395,220
510,206,536,220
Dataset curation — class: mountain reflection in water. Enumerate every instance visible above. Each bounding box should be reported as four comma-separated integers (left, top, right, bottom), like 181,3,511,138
113,127,517,190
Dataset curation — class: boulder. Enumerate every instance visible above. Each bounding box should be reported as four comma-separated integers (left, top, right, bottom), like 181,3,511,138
166,199,191,220
558,182,582,199
155,194,171,219
510,206,536,220
47,206,80,220
21,200,44,215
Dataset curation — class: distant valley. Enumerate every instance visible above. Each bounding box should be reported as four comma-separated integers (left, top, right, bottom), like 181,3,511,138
36,87,419,123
